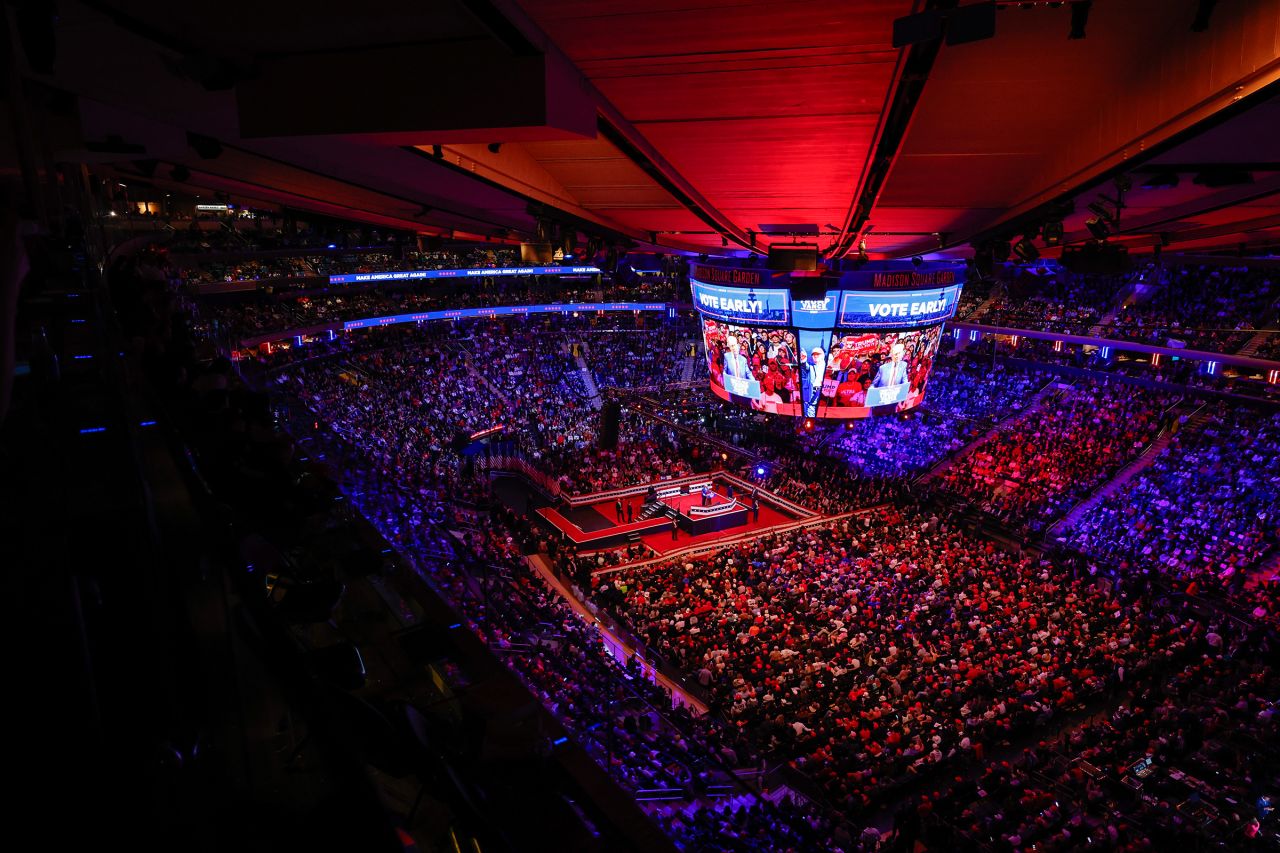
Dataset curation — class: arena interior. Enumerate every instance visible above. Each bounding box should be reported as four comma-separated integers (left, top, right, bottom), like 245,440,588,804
7,2,1280,851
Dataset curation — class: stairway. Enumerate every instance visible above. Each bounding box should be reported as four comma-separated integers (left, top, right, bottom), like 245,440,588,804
1091,279,1149,338
1053,403,1213,535
1053,433,1175,533
465,360,514,408
574,347,604,410
1237,330,1273,358
964,294,999,321
637,500,669,520
679,355,697,383
1091,306,1122,338
1245,547,1280,590
917,380,1066,484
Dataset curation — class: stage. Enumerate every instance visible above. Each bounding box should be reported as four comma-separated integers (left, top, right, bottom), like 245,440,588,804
536,472,811,556
647,482,749,534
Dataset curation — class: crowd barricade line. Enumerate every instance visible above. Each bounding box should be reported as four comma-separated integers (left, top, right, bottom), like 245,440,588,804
718,469,817,518
591,506,887,575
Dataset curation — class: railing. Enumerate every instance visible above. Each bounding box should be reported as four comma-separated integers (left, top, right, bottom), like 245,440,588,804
719,469,817,518
559,471,707,508
592,506,883,575
685,497,744,518
949,319,1280,370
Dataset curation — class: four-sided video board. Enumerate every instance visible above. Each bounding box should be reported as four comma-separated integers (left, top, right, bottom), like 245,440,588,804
691,262,964,418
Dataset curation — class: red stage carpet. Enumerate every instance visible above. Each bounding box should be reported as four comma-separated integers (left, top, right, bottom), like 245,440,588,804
532,473,798,555
637,498,796,555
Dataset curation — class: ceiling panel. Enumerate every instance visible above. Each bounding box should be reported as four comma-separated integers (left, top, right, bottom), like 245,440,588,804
870,0,1280,257
42,0,1280,262
516,0,912,248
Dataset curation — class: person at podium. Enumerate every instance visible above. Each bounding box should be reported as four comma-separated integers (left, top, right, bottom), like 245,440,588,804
867,341,911,413
723,335,750,382
871,341,909,390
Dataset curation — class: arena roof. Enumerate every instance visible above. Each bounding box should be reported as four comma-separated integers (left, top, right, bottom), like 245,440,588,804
20,0,1280,257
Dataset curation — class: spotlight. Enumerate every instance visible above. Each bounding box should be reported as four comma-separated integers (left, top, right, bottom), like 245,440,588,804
487,142,502,154
1012,237,1039,262
1068,1,1091,39
911,255,924,268
755,465,767,477
1042,221,1064,246
1191,0,1217,32
1085,216,1111,240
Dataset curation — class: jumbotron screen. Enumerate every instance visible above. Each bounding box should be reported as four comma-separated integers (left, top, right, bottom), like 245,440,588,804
692,262,963,418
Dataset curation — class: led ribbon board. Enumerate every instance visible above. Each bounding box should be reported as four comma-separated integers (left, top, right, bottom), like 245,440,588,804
342,301,668,330
328,265,601,284
689,280,792,326
837,284,962,328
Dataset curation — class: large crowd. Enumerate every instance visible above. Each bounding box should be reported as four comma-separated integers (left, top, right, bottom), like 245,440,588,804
591,505,1200,816
167,250,1280,851
193,277,602,340
586,328,695,391
275,316,729,503
831,358,1053,479
270,330,848,850
174,247,522,285
1065,401,1280,615
964,272,1118,335
957,264,1280,358
912,630,1279,851
1101,265,1278,353
192,275,685,345
934,379,1177,530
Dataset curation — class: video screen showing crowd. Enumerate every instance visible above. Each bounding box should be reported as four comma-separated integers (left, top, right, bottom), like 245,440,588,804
695,262,958,418
704,320,943,417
